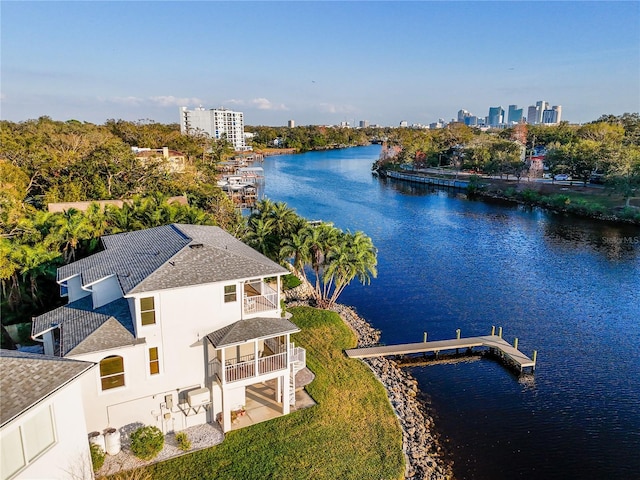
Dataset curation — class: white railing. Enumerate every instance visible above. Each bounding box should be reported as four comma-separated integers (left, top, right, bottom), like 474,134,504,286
213,351,289,384
290,346,306,367
243,282,279,314
258,351,287,374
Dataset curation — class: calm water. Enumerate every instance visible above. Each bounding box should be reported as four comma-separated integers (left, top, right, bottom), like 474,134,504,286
260,145,640,480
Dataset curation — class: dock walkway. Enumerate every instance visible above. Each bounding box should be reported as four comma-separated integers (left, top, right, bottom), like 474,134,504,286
346,334,536,373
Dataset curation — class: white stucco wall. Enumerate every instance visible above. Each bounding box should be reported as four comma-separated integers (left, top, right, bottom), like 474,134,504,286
65,275,90,303
1,371,94,480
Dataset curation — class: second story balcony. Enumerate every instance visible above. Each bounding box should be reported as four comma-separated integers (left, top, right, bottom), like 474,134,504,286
243,280,278,315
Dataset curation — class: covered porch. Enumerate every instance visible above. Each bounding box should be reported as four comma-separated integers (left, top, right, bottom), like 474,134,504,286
205,317,307,432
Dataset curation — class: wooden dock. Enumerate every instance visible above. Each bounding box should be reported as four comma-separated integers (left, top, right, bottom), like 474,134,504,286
345,331,537,373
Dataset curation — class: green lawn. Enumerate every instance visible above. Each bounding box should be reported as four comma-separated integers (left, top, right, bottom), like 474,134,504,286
120,306,404,480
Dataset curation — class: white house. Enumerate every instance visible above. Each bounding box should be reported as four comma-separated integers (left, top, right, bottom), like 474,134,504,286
30,224,306,436
0,350,95,480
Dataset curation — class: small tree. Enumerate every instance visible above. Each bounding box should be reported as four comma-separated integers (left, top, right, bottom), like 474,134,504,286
130,426,164,460
90,443,105,471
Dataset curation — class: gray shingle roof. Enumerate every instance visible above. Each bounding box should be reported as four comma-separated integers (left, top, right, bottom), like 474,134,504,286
206,317,300,348
31,297,135,356
0,349,94,426
57,224,288,295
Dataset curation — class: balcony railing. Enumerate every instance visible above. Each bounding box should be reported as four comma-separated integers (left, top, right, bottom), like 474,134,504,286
209,351,289,384
243,283,278,315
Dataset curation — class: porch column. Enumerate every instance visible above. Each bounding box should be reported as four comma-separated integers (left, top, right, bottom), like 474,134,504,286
282,373,290,414
220,348,226,384
275,376,281,402
222,390,232,433
254,340,259,376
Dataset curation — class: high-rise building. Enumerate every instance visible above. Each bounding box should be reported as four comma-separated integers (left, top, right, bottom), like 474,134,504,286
535,101,548,124
527,105,539,125
541,105,562,125
359,120,370,128
288,120,295,128
488,106,504,127
179,106,248,151
457,109,470,122
507,105,523,124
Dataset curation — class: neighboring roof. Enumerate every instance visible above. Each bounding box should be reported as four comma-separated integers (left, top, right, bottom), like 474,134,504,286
47,196,188,213
57,224,288,296
206,317,300,348
31,297,137,356
0,349,94,427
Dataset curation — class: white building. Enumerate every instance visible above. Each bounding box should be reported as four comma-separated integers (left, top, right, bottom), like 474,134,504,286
0,351,95,480
179,106,249,151
542,105,562,125
30,224,307,437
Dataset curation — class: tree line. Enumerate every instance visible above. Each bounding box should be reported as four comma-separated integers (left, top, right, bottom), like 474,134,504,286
1,116,381,347
374,113,640,204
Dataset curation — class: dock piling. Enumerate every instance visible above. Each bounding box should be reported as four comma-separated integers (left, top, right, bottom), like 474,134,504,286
456,329,461,340
514,338,519,349
491,325,495,336
423,332,428,343
498,326,503,338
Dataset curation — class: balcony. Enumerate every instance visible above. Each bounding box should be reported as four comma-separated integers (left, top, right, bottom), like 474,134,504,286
209,351,288,384
243,281,278,315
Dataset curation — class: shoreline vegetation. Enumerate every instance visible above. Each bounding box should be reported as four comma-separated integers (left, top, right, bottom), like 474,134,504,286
284,280,453,480
375,167,640,226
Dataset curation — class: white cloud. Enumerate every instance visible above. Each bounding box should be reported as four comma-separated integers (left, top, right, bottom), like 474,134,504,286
149,96,202,107
318,102,356,114
251,97,288,111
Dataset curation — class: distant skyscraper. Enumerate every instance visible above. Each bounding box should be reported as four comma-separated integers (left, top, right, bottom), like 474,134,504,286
457,109,470,122
359,120,370,128
399,120,408,127
488,106,504,127
507,105,524,124
288,120,295,128
535,101,548,124
179,106,248,151
542,105,562,125
527,105,539,125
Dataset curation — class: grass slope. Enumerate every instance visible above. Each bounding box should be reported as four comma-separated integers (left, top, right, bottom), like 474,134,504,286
133,306,404,480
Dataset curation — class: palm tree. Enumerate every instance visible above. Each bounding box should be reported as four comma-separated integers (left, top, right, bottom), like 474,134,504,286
245,217,277,258
48,208,94,263
17,243,60,304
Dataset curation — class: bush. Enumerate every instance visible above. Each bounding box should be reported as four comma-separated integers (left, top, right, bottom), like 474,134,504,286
90,443,105,471
130,426,164,460
175,431,191,452
282,273,302,290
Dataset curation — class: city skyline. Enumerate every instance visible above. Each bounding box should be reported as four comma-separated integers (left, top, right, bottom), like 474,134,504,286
1,1,638,127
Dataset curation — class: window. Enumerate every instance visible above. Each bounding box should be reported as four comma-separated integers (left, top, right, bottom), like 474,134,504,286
0,406,56,480
100,356,125,390
149,347,160,375
140,297,156,326
224,285,237,303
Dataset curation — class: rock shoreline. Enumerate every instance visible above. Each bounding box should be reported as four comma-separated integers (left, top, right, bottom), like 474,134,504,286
285,283,453,480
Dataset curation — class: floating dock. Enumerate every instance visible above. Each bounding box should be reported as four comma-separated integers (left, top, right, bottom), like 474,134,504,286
383,170,470,189
346,328,537,373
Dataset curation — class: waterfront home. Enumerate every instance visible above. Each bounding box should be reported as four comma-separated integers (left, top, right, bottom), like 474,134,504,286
30,224,306,436
132,146,186,173
0,350,95,480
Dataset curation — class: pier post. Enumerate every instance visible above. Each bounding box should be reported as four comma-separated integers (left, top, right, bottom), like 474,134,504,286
498,326,503,338
456,329,461,339
491,325,495,336
532,350,538,370
513,338,519,349
423,332,428,343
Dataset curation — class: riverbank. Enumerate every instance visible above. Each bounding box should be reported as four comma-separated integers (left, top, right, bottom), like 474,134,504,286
377,168,640,226
284,283,452,480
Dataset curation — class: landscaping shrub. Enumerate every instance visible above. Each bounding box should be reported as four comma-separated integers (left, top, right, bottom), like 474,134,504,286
130,426,164,460
175,431,191,452
90,443,105,471
282,273,302,290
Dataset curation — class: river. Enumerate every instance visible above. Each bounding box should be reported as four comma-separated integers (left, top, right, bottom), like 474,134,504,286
259,145,640,480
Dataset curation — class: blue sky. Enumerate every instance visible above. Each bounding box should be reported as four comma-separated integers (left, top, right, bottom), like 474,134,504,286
1,1,638,126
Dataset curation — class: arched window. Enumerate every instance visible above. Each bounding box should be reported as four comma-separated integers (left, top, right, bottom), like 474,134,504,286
100,355,125,390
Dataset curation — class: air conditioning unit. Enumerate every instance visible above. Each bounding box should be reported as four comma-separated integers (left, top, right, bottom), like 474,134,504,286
187,387,210,407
